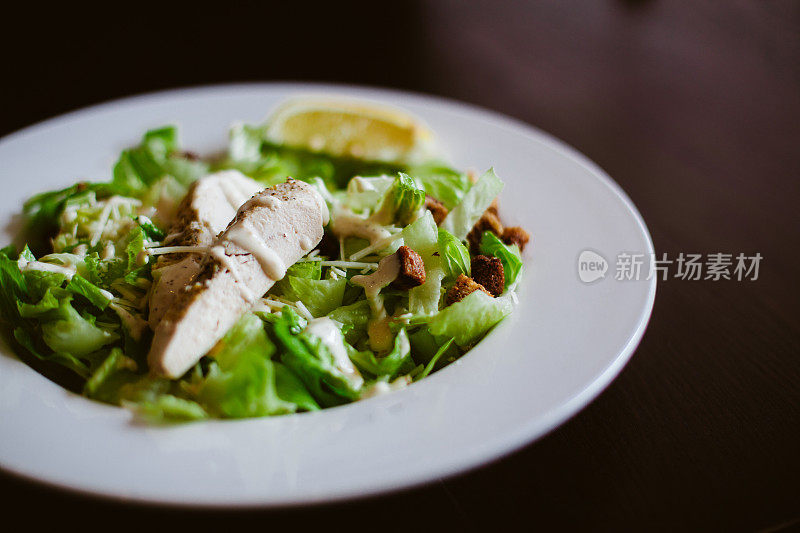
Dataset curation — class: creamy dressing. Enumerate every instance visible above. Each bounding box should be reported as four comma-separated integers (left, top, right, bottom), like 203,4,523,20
332,209,392,245
18,258,77,280
351,253,401,352
360,375,411,399
102,243,115,260
298,235,313,251
351,254,400,298
211,245,255,302
225,226,287,280
304,317,364,388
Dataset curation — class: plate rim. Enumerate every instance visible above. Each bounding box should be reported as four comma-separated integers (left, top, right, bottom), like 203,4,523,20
0,82,656,507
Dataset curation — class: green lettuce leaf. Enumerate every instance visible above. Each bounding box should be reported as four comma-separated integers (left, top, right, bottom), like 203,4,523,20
285,261,322,280
197,313,304,417
271,308,360,407
438,228,471,280
402,212,444,315
416,337,456,380
372,173,426,225
409,164,472,209
348,328,413,379
480,231,523,290
441,168,504,240
273,276,346,317
38,294,118,356
22,182,110,256
112,126,208,197
65,274,112,310
428,290,513,347
326,300,371,344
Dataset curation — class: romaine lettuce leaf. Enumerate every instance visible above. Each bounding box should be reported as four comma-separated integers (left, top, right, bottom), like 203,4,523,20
416,337,455,380
428,290,513,347
326,300,371,344
197,314,301,417
112,127,208,197
273,276,346,317
22,182,110,256
348,328,413,379
372,173,426,226
36,295,119,357
438,228,471,280
480,231,523,290
408,164,472,209
285,260,322,280
271,308,361,407
441,168,504,240
402,212,444,315
65,274,112,310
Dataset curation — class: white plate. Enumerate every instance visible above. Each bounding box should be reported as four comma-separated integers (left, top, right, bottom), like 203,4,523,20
0,83,655,506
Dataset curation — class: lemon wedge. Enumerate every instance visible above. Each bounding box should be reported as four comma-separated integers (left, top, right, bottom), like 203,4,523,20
264,97,439,164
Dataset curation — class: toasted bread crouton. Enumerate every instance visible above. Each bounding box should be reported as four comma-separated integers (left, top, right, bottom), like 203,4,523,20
467,210,504,254
393,245,426,290
502,226,530,251
445,273,492,305
424,195,449,226
471,255,505,296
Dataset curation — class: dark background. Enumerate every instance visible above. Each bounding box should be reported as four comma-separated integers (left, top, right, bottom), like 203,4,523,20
1,1,798,531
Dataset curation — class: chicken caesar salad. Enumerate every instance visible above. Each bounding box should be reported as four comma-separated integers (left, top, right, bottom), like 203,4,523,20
0,98,530,421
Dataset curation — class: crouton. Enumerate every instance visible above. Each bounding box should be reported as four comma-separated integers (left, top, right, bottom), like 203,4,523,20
445,273,492,305
466,210,504,254
471,255,505,296
502,226,530,252
424,195,449,226
392,245,426,290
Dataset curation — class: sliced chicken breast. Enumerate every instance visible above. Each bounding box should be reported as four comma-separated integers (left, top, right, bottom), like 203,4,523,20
148,178,329,378
148,170,263,328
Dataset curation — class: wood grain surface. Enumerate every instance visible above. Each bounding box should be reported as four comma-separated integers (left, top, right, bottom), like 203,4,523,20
0,1,797,531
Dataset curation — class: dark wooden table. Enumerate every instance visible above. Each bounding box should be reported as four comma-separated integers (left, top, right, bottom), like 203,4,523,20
1,2,797,531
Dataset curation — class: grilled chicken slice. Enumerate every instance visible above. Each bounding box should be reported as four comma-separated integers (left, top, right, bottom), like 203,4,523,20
148,178,329,378
148,170,263,328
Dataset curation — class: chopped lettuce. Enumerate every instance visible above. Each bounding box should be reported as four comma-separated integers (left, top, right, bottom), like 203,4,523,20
344,175,395,211
372,173,426,225
349,328,413,379
197,314,302,417
327,300,371,344
416,337,456,380
480,231,523,290
112,127,208,197
271,308,361,407
402,212,444,315
3,111,525,423
438,228,471,280
273,276,347,317
429,291,513,347
409,164,472,209
441,168,504,240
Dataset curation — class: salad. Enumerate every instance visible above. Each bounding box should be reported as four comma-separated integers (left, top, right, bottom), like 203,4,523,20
0,98,530,421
